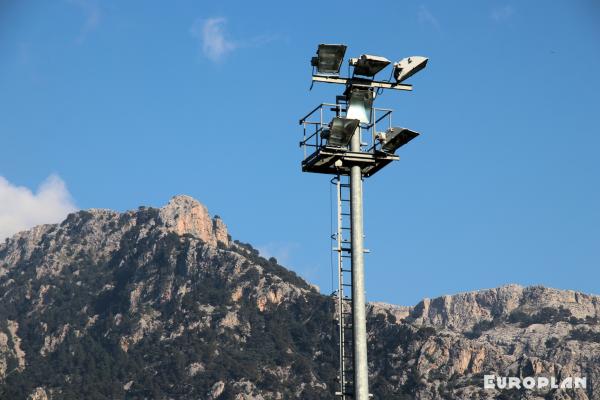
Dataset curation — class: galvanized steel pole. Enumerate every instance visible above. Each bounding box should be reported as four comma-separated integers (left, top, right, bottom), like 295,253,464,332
350,128,369,400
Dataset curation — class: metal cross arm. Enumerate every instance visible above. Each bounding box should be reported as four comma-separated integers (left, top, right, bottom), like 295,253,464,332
312,75,413,91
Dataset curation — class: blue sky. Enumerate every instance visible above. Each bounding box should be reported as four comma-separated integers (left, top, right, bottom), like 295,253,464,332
1,1,599,306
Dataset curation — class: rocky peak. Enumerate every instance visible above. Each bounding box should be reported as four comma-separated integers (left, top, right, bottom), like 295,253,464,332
158,195,229,247
407,284,600,331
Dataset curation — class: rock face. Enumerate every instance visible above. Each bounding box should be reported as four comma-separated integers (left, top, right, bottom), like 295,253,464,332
159,195,229,247
407,284,600,331
0,196,598,399
368,285,600,400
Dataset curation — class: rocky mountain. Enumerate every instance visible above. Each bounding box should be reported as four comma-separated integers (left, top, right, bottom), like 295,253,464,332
0,195,598,400
367,285,600,400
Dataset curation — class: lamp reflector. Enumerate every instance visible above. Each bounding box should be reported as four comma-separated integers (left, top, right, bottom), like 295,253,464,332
393,56,428,83
326,117,360,147
350,54,391,77
346,88,374,124
379,127,419,153
311,44,347,75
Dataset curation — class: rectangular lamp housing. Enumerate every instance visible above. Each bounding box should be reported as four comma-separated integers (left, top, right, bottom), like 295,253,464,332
380,127,419,153
393,56,428,83
350,54,391,77
327,117,360,147
311,44,347,75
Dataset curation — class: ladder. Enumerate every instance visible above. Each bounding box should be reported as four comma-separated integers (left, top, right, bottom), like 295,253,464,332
332,175,354,399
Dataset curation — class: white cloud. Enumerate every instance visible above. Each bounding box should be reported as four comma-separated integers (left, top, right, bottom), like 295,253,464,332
491,5,515,21
0,175,77,240
257,241,300,266
190,17,237,62
418,5,441,31
68,0,101,44
190,17,282,63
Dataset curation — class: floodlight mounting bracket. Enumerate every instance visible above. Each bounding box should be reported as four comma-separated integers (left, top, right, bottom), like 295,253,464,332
301,147,399,177
312,75,412,91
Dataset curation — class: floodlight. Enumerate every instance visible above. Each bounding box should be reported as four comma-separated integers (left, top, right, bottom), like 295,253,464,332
377,127,419,153
324,117,360,147
393,56,428,83
311,44,347,75
349,54,391,77
346,88,374,124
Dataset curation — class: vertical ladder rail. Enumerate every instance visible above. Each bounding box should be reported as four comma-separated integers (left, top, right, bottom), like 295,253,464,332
335,176,346,399
334,175,354,399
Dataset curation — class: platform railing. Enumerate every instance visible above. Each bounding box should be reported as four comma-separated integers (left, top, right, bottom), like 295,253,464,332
299,103,395,160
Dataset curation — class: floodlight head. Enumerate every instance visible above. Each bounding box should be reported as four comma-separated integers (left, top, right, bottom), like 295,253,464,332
349,54,391,77
393,56,428,83
311,44,347,75
325,117,360,147
377,127,419,153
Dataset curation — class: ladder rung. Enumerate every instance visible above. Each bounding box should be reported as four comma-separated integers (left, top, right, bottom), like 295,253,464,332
338,392,372,399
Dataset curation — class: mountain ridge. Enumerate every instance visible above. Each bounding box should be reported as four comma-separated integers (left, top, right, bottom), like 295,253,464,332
1,195,598,399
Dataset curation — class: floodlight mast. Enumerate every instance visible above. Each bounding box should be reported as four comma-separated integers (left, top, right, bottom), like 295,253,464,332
348,122,369,400
299,44,426,400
